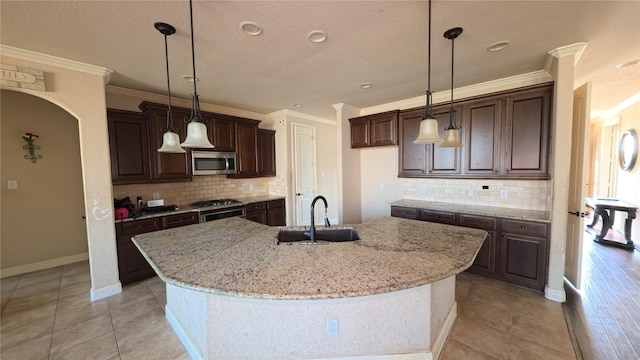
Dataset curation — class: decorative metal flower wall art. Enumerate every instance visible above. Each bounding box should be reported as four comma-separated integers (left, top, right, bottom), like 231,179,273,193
22,132,42,163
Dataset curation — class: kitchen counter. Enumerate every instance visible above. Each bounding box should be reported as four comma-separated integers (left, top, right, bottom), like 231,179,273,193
115,195,285,222
132,216,486,359
391,199,551,223
133,216,485,300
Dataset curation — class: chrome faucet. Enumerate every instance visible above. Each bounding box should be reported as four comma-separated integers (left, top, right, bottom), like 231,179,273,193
305,195,331,243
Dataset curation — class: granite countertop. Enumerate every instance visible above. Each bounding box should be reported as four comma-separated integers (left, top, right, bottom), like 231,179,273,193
116,195,285,222
132,216,486,300
391,199,551,223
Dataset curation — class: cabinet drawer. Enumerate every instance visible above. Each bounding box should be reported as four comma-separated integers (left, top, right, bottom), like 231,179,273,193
119,218,161,236
391,206,418,220
267,199,284,210
501,219,548,237
163,212,199,229
458,214,497,230
419,210,456,225
245,201,267,213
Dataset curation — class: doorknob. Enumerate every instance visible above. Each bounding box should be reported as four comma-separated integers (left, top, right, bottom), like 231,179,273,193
296,193,302,196
568,211,580,217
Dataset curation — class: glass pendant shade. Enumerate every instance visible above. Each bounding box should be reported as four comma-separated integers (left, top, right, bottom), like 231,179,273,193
181,120,214,148
158,130,185,153
440,127,463,148
414,118,443,144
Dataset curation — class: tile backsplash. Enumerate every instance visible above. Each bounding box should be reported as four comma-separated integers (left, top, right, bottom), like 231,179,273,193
402,178,551,211
113,175,287,207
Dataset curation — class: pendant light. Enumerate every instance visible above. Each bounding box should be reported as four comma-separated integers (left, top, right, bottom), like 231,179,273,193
414,0,443,144
181,0,215,148
155,22,186,153
440,27,463,148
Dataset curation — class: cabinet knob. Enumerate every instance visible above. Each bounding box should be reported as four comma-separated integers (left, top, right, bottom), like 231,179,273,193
474,220,479,223
521,225,526,229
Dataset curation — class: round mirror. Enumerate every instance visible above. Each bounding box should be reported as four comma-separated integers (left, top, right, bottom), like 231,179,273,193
618,129,638,172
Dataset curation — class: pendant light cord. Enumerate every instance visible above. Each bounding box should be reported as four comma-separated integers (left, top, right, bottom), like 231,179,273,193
163,32,176,132
189,0,203,122
449,34,455,128
424,0,434,120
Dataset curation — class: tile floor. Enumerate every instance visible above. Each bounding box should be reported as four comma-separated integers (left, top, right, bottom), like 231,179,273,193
1,262,575,359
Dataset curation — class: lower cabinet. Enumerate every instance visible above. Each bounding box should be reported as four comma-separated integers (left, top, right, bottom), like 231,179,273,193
391,206,549,291
115,212,198,285
245,199,286,225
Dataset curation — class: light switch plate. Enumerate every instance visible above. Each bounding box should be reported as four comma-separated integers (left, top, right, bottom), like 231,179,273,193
8,180,17,189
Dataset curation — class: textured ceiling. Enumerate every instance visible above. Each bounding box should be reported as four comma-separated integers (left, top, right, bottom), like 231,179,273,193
1,0,639,120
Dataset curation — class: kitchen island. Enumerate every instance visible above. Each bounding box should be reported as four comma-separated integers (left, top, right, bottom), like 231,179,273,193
133,216,486,360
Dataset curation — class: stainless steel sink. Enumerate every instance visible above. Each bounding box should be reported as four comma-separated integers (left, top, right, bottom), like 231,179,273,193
276,228,360,244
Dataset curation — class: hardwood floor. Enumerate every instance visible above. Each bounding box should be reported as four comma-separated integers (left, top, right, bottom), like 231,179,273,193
564,227,640,360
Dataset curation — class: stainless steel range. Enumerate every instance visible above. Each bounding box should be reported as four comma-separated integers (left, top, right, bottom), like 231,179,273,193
192,199,246,222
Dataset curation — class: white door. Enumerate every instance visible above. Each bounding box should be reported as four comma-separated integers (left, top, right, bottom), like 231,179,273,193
292,123,316,226
565,82,591,289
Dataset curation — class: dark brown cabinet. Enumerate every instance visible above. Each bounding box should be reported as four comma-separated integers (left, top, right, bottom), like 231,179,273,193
390,205,549,291
500,219,549,290
139,102,192,183
116,218,161,285
116,212,199,285
210,115,236,152
245,201,268,224
107,109,151,184
231,120,260,178
267,199,286,226
257,129,276,177
397,83,552,179
349,110,399,148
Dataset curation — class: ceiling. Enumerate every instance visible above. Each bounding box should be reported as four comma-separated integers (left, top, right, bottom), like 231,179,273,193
1,1,639,121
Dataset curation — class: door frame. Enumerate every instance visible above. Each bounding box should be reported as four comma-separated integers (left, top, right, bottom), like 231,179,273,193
290,122,317,226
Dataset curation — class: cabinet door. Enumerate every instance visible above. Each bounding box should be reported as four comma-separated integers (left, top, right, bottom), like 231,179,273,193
116,218,160,285
428,105,462,175
349,118,370,148
503,87,552,178
211,116,236,152
267,199,286,226
145,104,192,182
245,202,267,224
107,109,151,184
466,231,497,275
463,99,501,176
398,108,428,176
257,129,276,177
500,219,549,291
163,212,199,228
233,121,259,177
370,111,398,146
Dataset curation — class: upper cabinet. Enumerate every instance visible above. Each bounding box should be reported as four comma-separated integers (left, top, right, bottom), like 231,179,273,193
349,110,399,148
107,109,152,184
230,119,260,178
398,83,553,179
210,115,236,152
139,102,192,182
257,129,276,177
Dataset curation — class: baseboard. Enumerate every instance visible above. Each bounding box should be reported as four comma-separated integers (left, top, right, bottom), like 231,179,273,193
431,301,458,360
90,282,122,301
166,306,204,360
0,252,89,278
545,285,566,303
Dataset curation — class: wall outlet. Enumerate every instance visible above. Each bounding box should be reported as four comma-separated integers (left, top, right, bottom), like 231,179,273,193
249,184,255,191
468,188,474,196
327,318,338,336
482,185,489,190
500,189,508,198
153,192,160,199
420,185,426,193
379,184,385,191
7,180,17,190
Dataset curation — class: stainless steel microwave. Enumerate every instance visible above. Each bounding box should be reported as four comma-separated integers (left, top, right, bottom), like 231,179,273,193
191,151,238,175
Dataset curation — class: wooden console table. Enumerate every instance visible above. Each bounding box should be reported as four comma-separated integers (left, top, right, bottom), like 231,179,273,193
585,198,637,250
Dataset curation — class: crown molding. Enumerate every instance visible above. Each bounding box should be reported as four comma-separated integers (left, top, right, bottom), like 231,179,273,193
544,42,588,74
272,109,336,125
360,70,552,116
0,45,113,82
106,85,266,121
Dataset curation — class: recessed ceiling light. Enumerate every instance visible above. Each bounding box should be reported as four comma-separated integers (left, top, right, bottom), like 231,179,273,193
616,59,640,68
360,83,373,89
487,41,509,52
240,21,262,36
182,75,199,82
293,104,302,108
308,30,328,43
